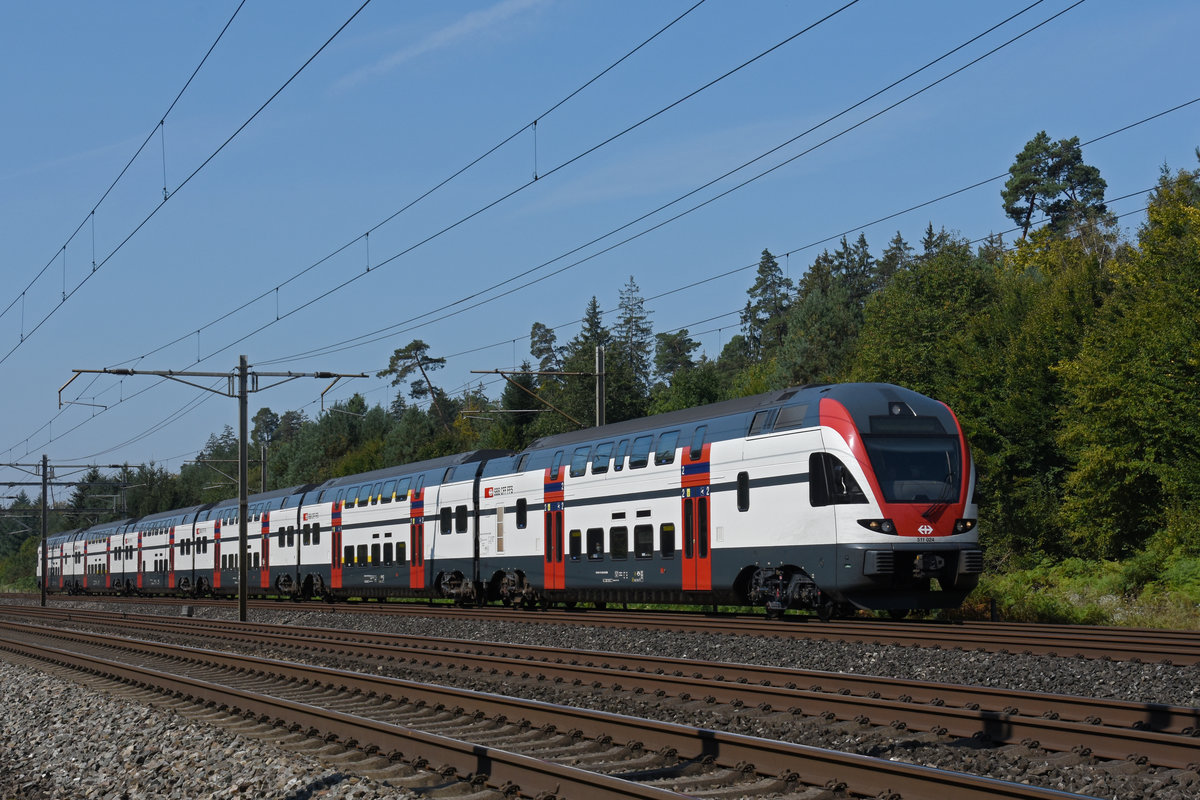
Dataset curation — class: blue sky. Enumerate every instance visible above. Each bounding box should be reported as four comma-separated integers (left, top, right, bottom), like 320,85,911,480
1,0,1197,493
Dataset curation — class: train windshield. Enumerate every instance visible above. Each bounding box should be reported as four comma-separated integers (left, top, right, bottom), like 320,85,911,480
862,435,961,504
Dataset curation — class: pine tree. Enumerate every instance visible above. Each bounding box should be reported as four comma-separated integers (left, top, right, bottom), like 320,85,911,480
740,249,793,359
613,276,654,393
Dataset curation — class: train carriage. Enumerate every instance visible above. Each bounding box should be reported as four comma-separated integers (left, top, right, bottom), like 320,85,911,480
37,383,983,618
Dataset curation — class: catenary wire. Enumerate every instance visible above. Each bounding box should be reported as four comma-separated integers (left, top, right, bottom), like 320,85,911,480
0,0,375,368
0,0,248,331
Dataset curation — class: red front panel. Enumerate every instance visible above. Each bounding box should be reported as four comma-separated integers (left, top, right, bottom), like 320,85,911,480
542,467,565,590
819,397,969,537
680,443,712,591
409,490,425,589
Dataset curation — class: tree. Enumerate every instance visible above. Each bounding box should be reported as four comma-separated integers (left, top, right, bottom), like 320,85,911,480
873,231,913,293
612,276,654,392
377,339,446,400
740,249,793,359
1056,166,1200,558
250,407,280,450
654,328,700,382
377,339,451,434
529,321,561,375
1002,131,1107,239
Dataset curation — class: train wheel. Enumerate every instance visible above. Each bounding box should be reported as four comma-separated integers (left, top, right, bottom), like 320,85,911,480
816,600,837,622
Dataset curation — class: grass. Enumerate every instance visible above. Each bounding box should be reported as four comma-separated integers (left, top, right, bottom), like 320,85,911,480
953,557,1200,629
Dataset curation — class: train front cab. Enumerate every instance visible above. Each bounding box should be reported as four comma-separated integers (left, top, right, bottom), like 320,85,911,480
814,386,984,614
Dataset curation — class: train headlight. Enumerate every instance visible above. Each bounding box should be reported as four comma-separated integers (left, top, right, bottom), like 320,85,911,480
954,518,977,533
857,519,896,534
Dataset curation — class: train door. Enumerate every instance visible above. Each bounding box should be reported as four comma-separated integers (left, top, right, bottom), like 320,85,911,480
409,476,426,590
330,497,344,590
260,511,271,591
542,453,565,591
680,433,712,591
168,526,176,591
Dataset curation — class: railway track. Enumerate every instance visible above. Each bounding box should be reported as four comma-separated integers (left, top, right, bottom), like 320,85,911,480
9,593,1200,664
0,617,1095,800
5,605,1199,772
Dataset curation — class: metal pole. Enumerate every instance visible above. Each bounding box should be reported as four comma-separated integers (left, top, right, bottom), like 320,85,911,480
237,355,249,623
595,345,605,428
40,454,48,608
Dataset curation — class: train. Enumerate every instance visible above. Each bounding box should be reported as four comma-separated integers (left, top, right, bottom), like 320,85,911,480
37,383,983,618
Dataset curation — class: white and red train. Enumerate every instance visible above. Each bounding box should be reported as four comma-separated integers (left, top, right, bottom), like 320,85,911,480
38,383,983,617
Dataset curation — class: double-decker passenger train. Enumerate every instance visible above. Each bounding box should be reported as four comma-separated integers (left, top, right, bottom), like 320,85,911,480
38,383,983,618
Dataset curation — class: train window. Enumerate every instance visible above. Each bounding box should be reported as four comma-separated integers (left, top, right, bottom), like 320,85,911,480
371,544,380,564
610,526,628,560
415,475,425,495
775,404,809,431
335,489,345,506
343,545,353,565
277,530,286,547
303,527,311,547
516,453,530,472
397,542,407,564
383,543,393,564
551,450,564,478
312,525,321,546
591,442,614,474
629,436,652,469
587,528,605,560
690,426,707,460
613,440,629,471
358,485,374,507
698,501,709,558
253,553,260,569
570,446,591,478
455,505,468,533
809,452,868,506
749,409,773,436
655,431,679,466
660,523,676,558
357,544,368,564
382,480,396,503
569,529,582,561
396,477,411,500
287,529,295,548
440,507,452,534
737,472,750,512
635,525,653,558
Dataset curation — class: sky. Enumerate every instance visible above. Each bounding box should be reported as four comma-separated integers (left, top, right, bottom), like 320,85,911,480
1,0,1197,497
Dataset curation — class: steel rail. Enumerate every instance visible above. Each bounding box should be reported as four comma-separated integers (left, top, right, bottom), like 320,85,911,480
6,609,1197,771
0,621,1094,800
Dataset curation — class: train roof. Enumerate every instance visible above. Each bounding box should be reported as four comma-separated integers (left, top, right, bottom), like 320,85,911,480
524,385,830,451
522,383,948,453
205,483,315,512
312,449,512,490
